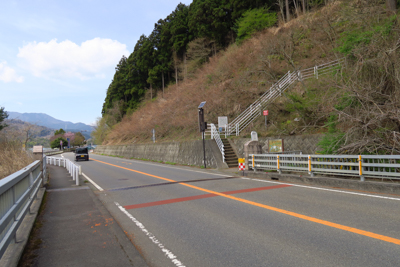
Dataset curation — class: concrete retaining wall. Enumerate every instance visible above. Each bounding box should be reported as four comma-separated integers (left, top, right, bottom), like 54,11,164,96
229,134,323,158
95,140,228,169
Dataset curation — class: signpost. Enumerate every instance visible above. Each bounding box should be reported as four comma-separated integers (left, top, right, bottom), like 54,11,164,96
263,110,268,128
218,116,228,136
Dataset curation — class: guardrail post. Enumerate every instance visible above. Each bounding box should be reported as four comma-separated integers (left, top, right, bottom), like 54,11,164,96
76,167,80,186
308,155,314,177
359,155,365,181
252,155,255,171
277,155,281,174
12,186,18,242
236,123,239,136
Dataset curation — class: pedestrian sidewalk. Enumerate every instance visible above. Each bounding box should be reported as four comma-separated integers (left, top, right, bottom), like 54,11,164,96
19,165,147,267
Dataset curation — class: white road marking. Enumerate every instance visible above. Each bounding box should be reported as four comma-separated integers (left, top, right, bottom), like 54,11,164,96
115,202,186,267
82,173,104,191
242,178,400,201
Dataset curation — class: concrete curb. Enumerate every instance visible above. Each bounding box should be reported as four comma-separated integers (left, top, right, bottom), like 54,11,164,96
0,188,46,267
239,171,400,195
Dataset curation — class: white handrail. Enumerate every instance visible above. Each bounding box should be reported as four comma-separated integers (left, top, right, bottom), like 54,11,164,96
210,123,225,163
227,58,344,136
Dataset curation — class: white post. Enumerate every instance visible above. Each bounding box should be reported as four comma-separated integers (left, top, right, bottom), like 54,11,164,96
79,165,82,175
225,124,227,138
75,167,79,186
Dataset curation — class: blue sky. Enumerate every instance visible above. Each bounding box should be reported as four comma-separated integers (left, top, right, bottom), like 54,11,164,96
0,0,192,125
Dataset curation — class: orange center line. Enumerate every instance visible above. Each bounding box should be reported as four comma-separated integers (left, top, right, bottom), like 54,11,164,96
92,158,400,246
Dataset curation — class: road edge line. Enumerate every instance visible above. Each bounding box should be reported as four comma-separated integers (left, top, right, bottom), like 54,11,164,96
82,173,104,191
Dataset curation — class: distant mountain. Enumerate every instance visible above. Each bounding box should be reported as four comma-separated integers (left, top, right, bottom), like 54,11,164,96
7,112,93,133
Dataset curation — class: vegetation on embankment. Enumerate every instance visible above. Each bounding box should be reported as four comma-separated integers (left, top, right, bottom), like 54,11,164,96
94,0,400,155
0,141,34,179
0,108,34,179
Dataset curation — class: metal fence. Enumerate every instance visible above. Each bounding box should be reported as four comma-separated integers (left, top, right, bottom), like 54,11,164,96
249,154,400,181
0,160,43,259
226,58,344,136
0,154,83,259
46,157,81,186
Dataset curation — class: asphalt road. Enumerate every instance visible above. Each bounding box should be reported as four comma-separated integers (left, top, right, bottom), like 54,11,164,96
62,152,400,267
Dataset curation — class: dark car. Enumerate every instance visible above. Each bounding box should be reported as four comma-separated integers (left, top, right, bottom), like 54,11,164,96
75,147,89,161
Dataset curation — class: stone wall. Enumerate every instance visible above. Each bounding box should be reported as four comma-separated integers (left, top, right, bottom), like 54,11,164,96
94,140,228,169
229,134,323,158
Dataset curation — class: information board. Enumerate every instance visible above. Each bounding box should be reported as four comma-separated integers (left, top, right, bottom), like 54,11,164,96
268,139,284,153
218,116,228,128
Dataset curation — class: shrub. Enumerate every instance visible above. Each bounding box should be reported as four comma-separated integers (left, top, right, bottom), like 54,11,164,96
235,7,277,45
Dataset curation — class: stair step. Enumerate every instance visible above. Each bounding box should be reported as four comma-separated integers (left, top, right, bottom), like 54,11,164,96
219,138,240,167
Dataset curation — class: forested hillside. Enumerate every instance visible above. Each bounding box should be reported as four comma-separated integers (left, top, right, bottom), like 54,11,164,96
101,0,277,117
95,0,400,155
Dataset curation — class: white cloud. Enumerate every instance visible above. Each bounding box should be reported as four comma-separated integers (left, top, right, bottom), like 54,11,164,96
17,38,129,80
0,61,24,83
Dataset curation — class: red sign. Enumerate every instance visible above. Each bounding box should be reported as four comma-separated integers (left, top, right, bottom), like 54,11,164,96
263,110,269,116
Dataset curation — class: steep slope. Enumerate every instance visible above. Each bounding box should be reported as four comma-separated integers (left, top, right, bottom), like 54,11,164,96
101,1,400,154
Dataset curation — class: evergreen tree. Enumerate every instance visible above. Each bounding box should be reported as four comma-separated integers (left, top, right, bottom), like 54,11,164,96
0,107,8,131
54,128,66,135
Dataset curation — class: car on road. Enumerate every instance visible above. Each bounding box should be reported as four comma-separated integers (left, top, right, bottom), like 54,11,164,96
75,147,89,161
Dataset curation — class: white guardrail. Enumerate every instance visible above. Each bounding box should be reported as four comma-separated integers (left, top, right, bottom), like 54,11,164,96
0,160,43,259
249,154,400,181
46,157,81,186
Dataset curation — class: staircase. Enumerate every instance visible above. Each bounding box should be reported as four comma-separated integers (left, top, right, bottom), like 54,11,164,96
221,139,238,168
210,58,345,165
227,58,345,136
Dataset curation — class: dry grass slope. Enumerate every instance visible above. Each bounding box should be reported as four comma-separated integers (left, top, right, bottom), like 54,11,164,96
0,142,34,179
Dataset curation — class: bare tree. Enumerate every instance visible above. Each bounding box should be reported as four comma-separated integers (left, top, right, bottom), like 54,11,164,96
277,0,286,23
293,0,301,17
286,0,291,22
386,0,397,13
